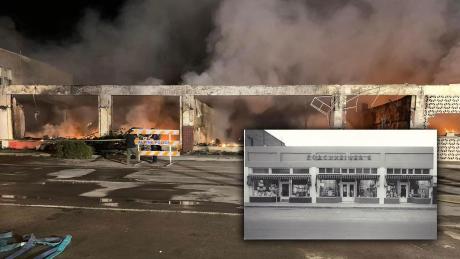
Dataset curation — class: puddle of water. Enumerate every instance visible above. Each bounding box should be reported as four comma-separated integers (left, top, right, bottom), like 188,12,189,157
102,202,119,207
80,182,140,198
172,200,201,206
1,194,28,200
48,169,95,179
99,198,119,207
445,231,460,240
127,199,201,206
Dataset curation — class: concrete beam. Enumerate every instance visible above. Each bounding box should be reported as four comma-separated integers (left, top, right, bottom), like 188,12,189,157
6,84,460,96
0,93,13,147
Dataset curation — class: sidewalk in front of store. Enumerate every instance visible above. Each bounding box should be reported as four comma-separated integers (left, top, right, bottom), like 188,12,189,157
244,202,437,209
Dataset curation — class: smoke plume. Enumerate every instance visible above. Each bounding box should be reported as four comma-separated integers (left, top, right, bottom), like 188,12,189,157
185,0,460,85
112,96,180,131
3,0,460,139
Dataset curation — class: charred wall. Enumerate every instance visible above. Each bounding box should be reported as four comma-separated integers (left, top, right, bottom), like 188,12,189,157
365,96,412,129
0,48,72,85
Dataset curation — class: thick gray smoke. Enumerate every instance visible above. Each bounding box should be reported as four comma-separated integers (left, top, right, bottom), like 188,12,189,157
0,0,218,84
185,0,460,84
3,0,460,85
3,0,460,140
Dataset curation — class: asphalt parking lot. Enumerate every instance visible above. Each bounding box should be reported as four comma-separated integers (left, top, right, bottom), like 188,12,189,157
1,156,460,258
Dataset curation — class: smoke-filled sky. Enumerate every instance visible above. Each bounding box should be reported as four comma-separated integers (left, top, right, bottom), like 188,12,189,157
2,0,460,139
2,0,460,85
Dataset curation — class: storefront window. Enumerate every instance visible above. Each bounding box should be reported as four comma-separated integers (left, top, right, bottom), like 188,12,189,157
410,180,430,198
293,168,309,174
272,168,290,174
358,180,377,197
386,179,399,198
319,180,338,197
291,180,309,197
252,168,268,174
252,180,278,197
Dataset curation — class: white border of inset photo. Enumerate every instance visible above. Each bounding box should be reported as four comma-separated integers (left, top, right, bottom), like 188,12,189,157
244,129,437,240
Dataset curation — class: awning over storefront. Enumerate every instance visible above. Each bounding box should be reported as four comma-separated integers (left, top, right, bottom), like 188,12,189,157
317,174,379,180
247,174,311,184
386,175,433,180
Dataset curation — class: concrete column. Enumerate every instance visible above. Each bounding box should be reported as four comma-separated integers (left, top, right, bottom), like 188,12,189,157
411,95,426,128
0,94,13,148
309,167,318,203
377,167,386,204
430,169,436,204
244,167,250,203
98,94,112,137
332,95,346,128
181,95,196,152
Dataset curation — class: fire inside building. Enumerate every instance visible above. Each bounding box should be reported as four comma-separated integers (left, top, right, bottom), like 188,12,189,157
1,48,460,161
244,131,436,205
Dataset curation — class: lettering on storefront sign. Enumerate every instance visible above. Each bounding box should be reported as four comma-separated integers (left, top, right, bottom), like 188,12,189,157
306,153,372,161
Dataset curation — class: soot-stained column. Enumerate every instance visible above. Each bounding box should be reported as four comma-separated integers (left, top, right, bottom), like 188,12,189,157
332,95,346,128
0,93,13,148
411,94,426,128
98,93,112,136
181,95,196,152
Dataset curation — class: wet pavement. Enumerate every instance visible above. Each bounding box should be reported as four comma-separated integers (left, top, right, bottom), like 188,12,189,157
1,156,460,258
0,156,243,214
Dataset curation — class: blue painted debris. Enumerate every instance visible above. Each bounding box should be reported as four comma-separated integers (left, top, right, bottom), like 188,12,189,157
0,231,71,258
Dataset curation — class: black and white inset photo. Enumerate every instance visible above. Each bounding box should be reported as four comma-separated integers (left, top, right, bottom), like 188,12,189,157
244,130,437,240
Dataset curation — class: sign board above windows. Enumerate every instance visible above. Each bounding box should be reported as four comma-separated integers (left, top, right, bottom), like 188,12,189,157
245,146,434,169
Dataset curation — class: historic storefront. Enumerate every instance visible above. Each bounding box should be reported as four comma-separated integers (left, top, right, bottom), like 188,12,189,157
244,146,436,205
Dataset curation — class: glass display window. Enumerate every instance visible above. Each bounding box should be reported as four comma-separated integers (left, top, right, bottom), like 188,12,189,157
386,179,399,198
291,180,309,197
319,180,338,197
358,180,377,197
409,180,430,198
252,179,279,197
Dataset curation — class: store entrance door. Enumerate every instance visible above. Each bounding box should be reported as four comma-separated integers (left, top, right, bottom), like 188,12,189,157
400,183,408,203
280,181,290,202
342,182,355,202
